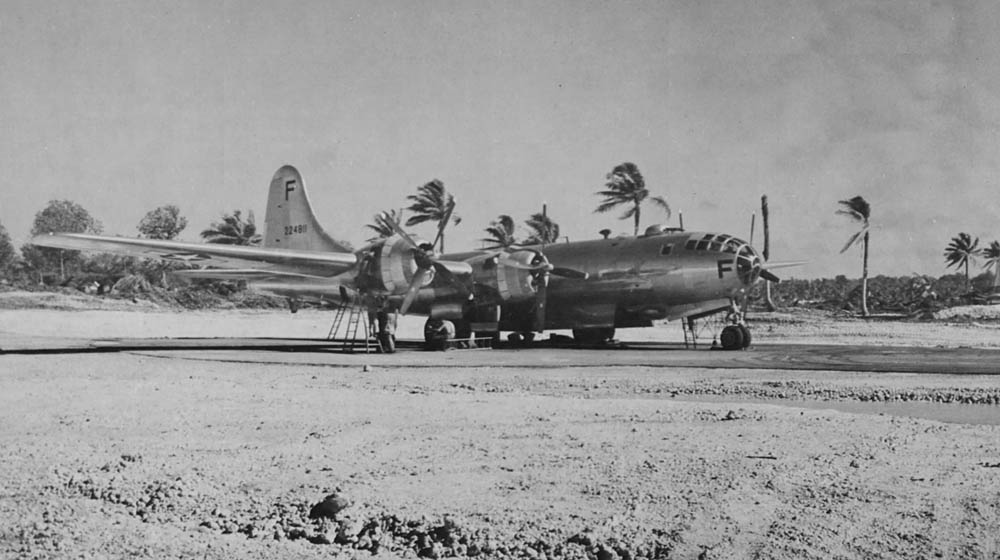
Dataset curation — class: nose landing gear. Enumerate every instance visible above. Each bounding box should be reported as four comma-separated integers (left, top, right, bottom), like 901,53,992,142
719,323,751,350
716,299,752,350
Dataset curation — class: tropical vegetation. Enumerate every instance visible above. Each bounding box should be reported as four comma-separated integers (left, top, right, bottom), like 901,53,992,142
524,212,560,245
0,221,16,273
405,179,460,252
366,209,403,242
200,210,261,246
482,215,518,249
944,232,981,292
22,199,103,282
594,162,670,236
983,240,1000,290
836,195,872,316
138,205,188,240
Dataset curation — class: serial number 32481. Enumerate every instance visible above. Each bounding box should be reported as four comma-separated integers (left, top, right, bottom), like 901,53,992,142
284,224,308,235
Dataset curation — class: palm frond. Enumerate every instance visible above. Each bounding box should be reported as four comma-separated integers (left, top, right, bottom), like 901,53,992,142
594,200,622,214
649,196,671,218
836,196,871,223
839,227,868,254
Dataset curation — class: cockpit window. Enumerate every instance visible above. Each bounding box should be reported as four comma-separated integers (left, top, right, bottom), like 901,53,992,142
660,244,673,256
683,234,753,256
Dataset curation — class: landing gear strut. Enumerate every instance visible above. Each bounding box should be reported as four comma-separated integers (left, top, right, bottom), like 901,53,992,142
718,300,751,350
376,311,396,354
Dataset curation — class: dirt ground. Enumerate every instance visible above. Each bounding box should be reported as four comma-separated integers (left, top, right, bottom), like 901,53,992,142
1,300,1000,559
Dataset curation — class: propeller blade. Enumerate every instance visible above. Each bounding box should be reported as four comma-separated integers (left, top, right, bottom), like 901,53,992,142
761,260,807,270
399,268,432,315
384,214,421,250
760,269,780,283
550,267,589,280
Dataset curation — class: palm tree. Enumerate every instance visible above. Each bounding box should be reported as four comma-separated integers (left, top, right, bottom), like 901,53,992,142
837,196,871,316
594,162,671,236
200,210,261,245
481,215,518,249
944,232,981,292
524,212,560,245
366,209,403,242
405,179,460,252
983,240,1000,291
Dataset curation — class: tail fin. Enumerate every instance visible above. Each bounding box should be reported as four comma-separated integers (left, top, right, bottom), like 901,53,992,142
264,165,352,253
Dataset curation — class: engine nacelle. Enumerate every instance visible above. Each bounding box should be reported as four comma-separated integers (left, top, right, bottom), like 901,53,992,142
471,249,544,302
358,235,434,295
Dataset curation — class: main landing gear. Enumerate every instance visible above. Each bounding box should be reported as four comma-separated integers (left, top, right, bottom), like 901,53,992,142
719,323,751,351
423,318,486,350
572,327,616,345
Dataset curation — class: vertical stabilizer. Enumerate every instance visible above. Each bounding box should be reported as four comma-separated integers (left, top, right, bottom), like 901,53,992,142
264,165,352,253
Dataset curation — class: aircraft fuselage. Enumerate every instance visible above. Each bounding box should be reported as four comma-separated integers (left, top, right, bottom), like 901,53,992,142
405,229,762,332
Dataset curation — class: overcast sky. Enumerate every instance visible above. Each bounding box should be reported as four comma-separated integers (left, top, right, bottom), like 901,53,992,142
2,0,998,278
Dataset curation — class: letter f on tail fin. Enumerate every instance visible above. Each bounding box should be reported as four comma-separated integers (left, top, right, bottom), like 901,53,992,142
264,165,352,253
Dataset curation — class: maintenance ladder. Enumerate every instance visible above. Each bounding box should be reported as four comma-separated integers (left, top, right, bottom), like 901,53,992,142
327,304,381,353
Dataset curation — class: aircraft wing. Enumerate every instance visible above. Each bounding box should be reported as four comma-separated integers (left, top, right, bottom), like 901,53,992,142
171,269,332,281
31,233,358,277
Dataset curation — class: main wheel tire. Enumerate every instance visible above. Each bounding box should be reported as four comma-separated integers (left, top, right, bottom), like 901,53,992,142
738,324,752,349
720,325,744,350
572,327,615,344
424,318,455,350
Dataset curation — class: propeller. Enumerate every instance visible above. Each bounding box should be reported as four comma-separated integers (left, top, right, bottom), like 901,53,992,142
496,249,588,332
379,211,470,315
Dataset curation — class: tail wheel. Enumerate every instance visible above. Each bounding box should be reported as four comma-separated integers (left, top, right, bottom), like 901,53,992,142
720,325,744,350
